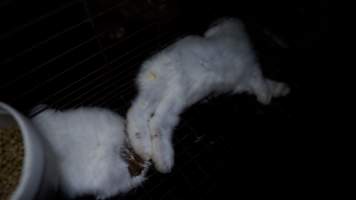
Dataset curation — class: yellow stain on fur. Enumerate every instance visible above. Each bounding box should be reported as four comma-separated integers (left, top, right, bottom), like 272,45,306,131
147,71,157,80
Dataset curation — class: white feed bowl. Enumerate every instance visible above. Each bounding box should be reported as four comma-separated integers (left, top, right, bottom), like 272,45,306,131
0,102,45,200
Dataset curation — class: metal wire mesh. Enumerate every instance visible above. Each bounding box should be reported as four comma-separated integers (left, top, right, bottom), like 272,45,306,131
0,0,326,199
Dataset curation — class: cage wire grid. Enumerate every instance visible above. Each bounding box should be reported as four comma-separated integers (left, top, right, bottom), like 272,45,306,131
1,0,325,199
0,1,228,199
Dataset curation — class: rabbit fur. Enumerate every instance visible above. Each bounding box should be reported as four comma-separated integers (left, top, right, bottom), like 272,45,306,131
32,107,149,199
127,18,290,173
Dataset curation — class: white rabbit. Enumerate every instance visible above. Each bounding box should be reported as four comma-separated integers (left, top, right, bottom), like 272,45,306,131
32,107,149,199
127,18,290,173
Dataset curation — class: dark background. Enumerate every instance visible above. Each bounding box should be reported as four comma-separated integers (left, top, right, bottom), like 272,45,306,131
0,0,327,199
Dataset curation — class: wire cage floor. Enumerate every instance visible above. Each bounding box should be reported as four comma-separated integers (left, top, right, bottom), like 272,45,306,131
0,0,326,199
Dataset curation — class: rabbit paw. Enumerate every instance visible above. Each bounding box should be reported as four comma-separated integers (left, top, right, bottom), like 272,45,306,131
269,81,290,97
150,127,174,173
128,126,152,161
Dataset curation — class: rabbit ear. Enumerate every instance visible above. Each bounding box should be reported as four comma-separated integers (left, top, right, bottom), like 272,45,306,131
29,104,49,117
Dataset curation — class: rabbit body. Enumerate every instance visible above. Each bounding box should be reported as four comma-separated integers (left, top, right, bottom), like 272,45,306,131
32,107,147,199
127,18,290,173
